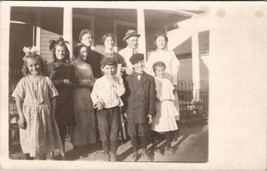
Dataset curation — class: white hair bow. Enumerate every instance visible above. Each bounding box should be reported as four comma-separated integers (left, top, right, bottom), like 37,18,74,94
22,46,39,60
23,46,39,54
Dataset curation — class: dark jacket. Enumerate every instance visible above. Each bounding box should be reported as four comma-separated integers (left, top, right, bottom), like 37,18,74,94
85,48,103,79
124,72,156,124
48,60,77,128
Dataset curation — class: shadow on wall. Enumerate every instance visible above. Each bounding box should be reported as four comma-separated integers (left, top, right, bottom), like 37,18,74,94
179,55,209,89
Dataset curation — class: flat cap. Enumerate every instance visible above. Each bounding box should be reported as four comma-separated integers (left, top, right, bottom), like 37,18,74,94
129,53,144,65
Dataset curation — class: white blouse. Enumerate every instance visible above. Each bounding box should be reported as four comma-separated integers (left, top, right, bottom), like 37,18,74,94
119,47,138,69
155,77,175,102
91,75,125,109
145,50,180,85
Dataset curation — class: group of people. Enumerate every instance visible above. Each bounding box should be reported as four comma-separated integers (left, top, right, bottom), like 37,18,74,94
11,29,181,162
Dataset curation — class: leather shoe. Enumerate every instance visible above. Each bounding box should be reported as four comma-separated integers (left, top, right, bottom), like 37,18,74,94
110,153,116,162
132,151,138,162
141,150,151,161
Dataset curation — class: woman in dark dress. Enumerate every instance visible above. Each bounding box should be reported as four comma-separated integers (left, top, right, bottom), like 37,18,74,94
48,37,77,159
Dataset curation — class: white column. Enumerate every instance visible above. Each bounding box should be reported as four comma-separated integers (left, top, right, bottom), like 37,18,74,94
63,7,73,58
113,23,118,52
192,21,200,101
35,9,41,52
0,3,11,152
164,26,168,36
137,8,147,62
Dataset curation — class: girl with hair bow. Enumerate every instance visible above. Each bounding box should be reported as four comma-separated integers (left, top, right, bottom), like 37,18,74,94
12,46,62,160
48,37,77,160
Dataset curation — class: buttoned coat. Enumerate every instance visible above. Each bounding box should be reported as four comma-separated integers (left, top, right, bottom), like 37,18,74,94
124,72,156,124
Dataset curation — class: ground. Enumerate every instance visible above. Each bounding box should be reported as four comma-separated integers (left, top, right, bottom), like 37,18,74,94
9,121,208,163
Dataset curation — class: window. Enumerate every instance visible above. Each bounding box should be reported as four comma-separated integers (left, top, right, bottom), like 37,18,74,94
73,14,95,46
113,20,136,52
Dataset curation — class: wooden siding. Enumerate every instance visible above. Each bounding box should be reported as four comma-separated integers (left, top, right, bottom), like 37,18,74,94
40,29,62,63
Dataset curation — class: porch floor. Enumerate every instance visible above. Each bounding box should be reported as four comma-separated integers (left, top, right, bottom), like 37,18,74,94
9,121,208,163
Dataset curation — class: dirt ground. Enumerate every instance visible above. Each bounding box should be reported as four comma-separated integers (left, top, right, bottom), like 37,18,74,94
10,121,208,163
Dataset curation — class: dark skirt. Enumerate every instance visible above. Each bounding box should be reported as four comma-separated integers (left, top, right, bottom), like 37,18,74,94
55,92,75,129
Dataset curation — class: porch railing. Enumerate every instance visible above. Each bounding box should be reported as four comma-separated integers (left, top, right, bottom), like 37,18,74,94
178,80,209,123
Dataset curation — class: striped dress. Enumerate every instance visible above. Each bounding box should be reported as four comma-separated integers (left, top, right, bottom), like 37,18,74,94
12,75,62,157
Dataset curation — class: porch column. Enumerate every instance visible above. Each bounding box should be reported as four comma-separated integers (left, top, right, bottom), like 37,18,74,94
137,8,147,61
35,9,41,51
63,7,73,58
164,26,168,36
192,17,200,101
1,4,11,141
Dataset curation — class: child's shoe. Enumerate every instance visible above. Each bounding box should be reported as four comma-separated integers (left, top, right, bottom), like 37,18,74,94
110,153,116,162
141,149,151,161
59,149,65,160
104,153,110,161
153,148,161,155
165,147,175,155
132,151,138,162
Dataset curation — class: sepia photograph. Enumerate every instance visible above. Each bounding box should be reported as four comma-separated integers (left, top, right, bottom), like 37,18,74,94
0,1,266,170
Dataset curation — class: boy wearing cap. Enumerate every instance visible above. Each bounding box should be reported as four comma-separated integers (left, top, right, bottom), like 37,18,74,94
119,30,140,75
124,53,156,161
91,57,125,161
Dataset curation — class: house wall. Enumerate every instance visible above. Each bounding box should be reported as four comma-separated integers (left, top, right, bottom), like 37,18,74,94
40,29,62,63
179,55,209,89
39,8,63,63
37,9,168,61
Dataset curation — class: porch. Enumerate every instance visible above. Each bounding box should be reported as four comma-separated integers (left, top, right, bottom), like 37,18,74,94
8,4,209,159
10,121,208,162
9,6,207,100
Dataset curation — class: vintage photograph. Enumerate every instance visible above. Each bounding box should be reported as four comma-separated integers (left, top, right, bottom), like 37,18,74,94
1,1,266,170
7,3,208,162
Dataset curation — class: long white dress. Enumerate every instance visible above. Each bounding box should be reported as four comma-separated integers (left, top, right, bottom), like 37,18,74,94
145,50,180,120
151,77,178,132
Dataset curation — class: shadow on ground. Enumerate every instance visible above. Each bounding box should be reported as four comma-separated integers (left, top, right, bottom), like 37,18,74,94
9,121,208,162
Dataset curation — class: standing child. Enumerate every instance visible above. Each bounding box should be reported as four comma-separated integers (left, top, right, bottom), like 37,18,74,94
151,61,179,155
91,57,125,162
11,47,62,160
48,37,77,159
124,53,156,162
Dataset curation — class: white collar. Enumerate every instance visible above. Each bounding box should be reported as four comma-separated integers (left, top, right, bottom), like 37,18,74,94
126,46,137,52
104,49,114,54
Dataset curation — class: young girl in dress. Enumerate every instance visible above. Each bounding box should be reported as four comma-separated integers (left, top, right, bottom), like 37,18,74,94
48,37,77,159
12,47,62,160
151,61,179,155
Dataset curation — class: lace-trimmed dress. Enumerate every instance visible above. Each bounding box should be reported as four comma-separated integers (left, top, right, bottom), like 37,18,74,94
151,77,178,132
11,75,62,157
145,50,180,120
